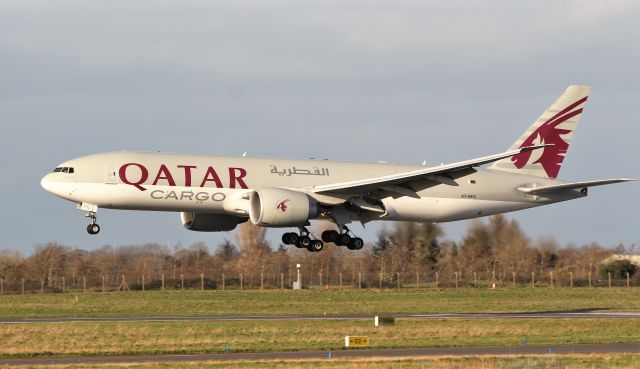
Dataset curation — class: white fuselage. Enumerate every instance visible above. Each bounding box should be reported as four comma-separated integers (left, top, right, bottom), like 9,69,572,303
41,151,583,226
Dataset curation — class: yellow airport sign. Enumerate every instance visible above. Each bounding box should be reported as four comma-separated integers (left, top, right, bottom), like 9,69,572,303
344,336,369,347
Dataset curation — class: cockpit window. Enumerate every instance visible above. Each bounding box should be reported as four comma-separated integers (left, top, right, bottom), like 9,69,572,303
52,167,74,174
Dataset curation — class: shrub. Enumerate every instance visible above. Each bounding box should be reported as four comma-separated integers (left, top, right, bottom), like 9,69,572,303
600,260,637,279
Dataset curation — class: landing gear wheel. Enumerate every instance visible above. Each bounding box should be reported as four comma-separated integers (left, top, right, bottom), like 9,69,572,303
336,233,351,246
321,230,339,243
297,236,312,248
282,232,298,245
87,224,100,235
308,240,324,252
348,237,364,250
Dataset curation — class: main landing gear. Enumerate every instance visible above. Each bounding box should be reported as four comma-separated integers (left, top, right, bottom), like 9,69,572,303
86,212,101,235
281,226,324,252
281,226,364,253
321,226,364,250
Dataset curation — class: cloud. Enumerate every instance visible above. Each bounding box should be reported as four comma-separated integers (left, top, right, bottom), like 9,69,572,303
0,1,638,252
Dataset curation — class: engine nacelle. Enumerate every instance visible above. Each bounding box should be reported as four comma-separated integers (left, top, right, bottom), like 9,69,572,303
249,188,318,227
181,212,246,232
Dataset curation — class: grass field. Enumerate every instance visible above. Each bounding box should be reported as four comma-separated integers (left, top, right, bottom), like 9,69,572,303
1,288,639,365
0,288,639,318
1,318,639,358
5,354,640,369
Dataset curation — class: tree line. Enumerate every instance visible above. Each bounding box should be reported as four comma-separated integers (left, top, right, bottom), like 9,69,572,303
0,215,637,293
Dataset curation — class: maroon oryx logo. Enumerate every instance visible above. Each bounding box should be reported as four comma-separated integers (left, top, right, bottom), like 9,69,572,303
511,96,587,178
277,199,290,212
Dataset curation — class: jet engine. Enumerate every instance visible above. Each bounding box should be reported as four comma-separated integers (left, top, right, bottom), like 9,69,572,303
181,212,246,232
249,188,318,227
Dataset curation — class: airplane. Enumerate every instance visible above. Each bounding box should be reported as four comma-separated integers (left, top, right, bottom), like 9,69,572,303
41,85,633,252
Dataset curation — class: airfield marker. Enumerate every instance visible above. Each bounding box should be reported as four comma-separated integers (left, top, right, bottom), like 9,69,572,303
627,272,630,288
570,272,573,288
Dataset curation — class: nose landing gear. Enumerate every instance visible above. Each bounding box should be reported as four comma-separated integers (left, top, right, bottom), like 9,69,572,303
85,212,101,235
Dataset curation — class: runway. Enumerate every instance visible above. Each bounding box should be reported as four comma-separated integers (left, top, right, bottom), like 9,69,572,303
0,343,638,366
1,311,639,324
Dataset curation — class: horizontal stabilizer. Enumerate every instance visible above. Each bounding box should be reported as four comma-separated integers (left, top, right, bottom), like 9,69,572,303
518,178,635,195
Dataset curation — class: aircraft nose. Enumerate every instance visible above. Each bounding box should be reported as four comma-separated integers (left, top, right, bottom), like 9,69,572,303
41,172,76,199
41,174,54,193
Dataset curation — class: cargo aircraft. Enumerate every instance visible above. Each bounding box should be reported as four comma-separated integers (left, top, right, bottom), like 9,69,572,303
41,86,633,252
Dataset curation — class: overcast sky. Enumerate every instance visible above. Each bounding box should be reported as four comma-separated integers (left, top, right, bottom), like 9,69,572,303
1,1,638,254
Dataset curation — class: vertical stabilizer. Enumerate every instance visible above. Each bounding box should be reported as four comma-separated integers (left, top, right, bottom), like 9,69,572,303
490,85,591,178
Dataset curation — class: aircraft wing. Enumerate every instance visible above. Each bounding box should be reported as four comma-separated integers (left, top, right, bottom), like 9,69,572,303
518,178,635,195
312,145,548,197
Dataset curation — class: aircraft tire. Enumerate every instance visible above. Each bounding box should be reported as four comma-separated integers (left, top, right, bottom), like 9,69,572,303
350,237,364,250
297,236,311,248
308,240,324,252
87,224,100,235
321,230,339,243
336,233,351,246
282,232,298,245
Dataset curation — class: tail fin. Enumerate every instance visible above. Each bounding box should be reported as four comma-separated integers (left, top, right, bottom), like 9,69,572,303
490,85,591,178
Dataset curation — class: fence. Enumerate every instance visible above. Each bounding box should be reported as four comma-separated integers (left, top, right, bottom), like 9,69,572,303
0,269,636,294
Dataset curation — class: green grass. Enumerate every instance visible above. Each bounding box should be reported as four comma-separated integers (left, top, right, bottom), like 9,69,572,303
0,288,639,318
1,318,639,358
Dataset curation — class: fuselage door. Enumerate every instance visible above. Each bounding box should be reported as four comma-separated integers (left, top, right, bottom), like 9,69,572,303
105,166,117,184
